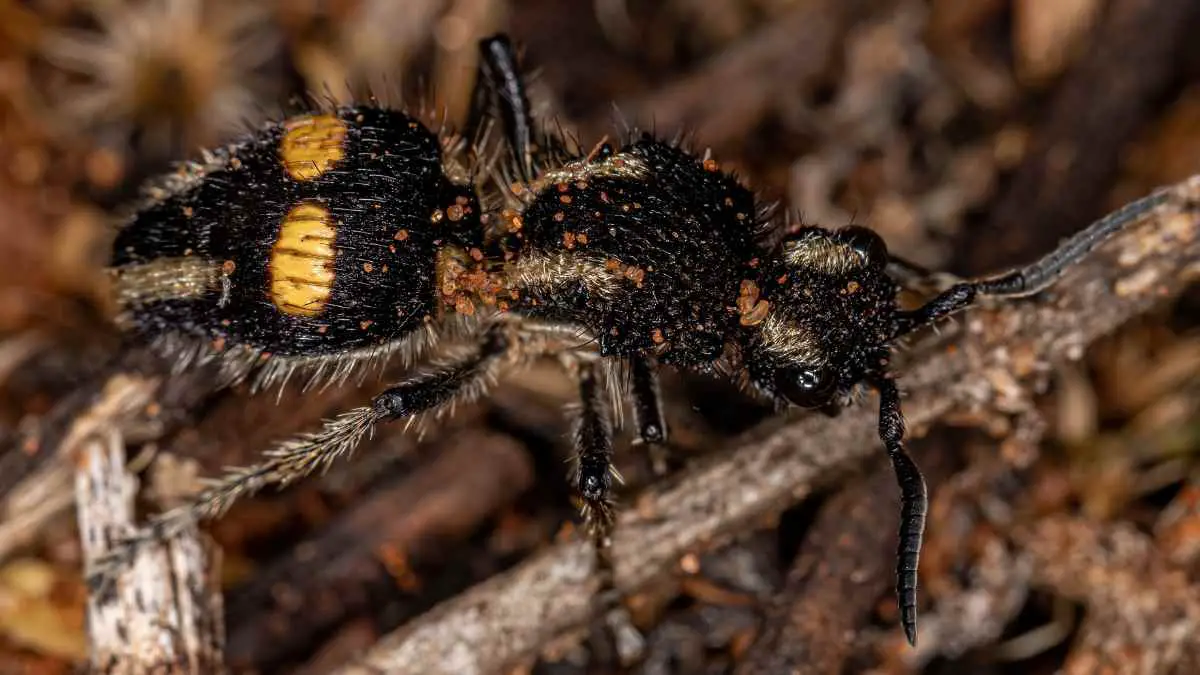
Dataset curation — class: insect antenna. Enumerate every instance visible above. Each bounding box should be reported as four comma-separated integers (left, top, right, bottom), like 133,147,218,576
970,188,1171,297
470,34,539,184
871,374,926,647
890,188,1173,339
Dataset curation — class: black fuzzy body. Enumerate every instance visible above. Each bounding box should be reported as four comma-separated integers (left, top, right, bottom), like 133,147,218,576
110,106,479,360
510,138,763,368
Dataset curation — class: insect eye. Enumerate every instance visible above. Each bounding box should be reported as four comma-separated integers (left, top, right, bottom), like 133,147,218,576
839,226,888,268
774,366,837,408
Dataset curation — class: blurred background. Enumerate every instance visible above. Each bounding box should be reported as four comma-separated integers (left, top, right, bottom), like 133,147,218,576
0,0,1198,673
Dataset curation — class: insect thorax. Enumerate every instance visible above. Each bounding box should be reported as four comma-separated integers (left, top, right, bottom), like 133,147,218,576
503,137,767,367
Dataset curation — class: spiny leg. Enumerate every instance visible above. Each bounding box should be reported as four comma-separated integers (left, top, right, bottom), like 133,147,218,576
469,34,538,183
571,359,645,662
372,327,509,421
890,283,977,339
629,355,670,475
891,188,1171,339
471,34,578,184
873,375,927,647
88,326,514,590
573,359,616,540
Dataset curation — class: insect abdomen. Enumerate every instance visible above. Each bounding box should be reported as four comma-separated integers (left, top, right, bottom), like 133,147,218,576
110,106,481,360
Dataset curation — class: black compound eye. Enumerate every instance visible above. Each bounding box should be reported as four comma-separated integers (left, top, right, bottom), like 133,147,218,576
775,366,837,408
839,226,889,268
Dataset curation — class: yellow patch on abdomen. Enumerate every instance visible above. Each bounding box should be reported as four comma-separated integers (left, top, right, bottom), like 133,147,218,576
280,113,347,181
271,202,337,317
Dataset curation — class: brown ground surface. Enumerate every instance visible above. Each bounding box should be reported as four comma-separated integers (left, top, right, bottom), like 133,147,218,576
0,1,1198,673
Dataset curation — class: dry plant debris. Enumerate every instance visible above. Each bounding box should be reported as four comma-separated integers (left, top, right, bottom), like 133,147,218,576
0,1,1198,673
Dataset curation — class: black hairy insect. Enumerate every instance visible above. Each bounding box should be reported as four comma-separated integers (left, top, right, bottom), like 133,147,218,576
88,33,1172,652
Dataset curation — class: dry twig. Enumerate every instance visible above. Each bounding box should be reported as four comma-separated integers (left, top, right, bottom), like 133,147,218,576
0,374,162,561
75,376,224,674
327,178,1200,674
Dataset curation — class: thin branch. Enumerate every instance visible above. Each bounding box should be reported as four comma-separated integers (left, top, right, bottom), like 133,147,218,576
75,375,224,674
328,177,1200,674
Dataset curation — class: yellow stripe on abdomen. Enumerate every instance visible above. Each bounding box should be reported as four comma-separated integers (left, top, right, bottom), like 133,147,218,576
271,202,337,317
280,113,348,181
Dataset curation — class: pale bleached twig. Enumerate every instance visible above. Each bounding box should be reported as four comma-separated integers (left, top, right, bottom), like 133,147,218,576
75,375,224,674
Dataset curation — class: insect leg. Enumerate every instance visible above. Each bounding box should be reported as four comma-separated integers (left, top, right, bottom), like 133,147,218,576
469,34,538,183
570,358,645,663
372,327,509,422
629,355,670,475
873,374,927,647
89,325,515,590
890,282,977,338
471,34,578,183
573,359,616,536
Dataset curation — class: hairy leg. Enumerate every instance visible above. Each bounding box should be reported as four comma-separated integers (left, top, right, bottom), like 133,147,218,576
90,324,519,591
629,355,670,475
569,358,645,663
